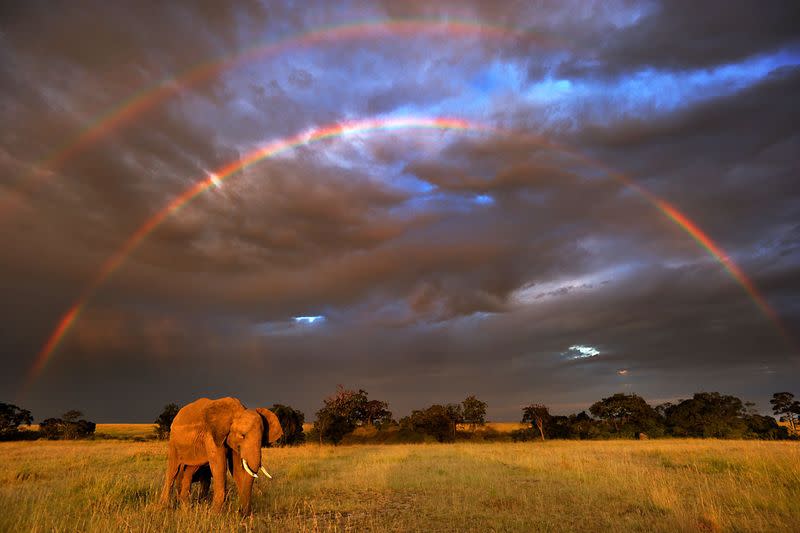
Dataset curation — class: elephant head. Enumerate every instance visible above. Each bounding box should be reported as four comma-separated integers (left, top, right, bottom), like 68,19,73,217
160,397,283,516
206,404,265,480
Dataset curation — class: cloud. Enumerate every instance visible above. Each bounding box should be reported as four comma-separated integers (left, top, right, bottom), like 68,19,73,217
0,1,797,421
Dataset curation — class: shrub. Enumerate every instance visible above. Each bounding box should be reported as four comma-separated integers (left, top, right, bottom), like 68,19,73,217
39,411,96,440
154,403,180,440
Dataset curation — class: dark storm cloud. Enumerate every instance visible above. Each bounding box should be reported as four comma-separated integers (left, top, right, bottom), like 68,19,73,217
573,66,800,255
585,0,800,75
0,1,267,70
0,1,798,421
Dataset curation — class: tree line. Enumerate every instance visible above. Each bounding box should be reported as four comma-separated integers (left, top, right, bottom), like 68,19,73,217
0,405,96,441
2,389,797,443
304,388,798,444
513,392,797,441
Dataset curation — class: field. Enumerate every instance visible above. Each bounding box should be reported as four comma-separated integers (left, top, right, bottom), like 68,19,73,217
1,439,799,532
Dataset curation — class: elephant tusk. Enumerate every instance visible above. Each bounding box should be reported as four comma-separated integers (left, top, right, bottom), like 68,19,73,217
241,458,258,478
259,466,272,479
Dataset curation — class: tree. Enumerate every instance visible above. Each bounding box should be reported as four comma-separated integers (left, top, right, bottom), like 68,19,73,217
154,403,180,440
567,411,595,440
664,392,747,438
0,403,33,439
363,400,393,429
62,410,83,423
522,404,551,440
589,393,663,437
407,404,455,442
445,403,464,439
770,392,799,434
313,385,388,444
461,395,487,431
40,411,96,440
744,413,789,439
270,404,305,445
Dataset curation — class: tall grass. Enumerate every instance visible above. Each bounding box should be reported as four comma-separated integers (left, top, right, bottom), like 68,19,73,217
1,439,798,531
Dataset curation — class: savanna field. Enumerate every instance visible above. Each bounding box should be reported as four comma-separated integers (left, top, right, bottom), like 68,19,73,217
1,426,799,532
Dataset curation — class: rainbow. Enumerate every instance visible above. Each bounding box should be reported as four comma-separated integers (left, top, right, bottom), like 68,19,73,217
2,19,553,220
25,116,481,382
24,116,791,388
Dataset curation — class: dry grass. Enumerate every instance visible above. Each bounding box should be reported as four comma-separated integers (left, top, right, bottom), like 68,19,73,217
1,439,798,532
22,424,157,439
95,424,158,439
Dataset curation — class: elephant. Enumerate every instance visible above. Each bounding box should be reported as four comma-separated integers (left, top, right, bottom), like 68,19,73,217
159,397,283,515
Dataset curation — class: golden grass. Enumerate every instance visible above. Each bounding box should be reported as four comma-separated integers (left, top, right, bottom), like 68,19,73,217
1,439,798,532
95,424,158,439
22,424,157,439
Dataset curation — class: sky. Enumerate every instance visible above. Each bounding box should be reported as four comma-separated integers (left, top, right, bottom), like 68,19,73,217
1,0,798,422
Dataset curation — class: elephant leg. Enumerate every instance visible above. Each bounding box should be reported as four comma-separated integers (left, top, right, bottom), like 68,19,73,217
208,449,228,513
179,465,200,504
159,445,180,507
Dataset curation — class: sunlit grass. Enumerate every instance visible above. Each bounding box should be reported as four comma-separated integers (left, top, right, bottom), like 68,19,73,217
96,424,158,439
1,439,798,531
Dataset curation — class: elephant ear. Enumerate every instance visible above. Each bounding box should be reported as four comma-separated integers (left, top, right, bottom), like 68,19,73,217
203,398,244,447
256,408,284,446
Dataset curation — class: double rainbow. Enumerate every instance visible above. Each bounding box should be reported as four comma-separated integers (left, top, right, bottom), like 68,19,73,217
25,116,790,388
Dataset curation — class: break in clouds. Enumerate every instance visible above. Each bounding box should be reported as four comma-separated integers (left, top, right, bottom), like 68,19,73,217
0,0,798,421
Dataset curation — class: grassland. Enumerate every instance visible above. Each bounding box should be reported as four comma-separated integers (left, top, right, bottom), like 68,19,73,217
1,439,798,532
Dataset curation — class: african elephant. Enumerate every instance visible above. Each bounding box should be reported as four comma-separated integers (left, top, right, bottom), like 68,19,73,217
159,397,283,515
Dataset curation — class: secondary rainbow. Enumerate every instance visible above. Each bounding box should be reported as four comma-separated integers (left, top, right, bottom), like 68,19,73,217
2,19,553,220
25,116,790,389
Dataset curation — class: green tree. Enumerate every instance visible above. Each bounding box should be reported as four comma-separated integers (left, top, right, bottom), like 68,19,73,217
363,399,393,429
461,395,487,431
154,403,180,440
589,393,662,437
40,411,95,440
567,411,595,440
0,403,33,438
770,392,799,434
744,413,789,439
407,405,456,442
522,404,551,440
313,385,388,444
62,410,83,423
664,392,747,438
445,403,464,439
270,404,305,445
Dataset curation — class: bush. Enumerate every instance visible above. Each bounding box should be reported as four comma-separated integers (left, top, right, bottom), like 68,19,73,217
510,428,539,442
405,405,458,442
39,411,96,440
270,404,305,446
154,403,180,440
0,403,34,440
313,386,392,445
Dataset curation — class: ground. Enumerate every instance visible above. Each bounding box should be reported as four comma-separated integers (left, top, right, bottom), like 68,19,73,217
1,434,798,532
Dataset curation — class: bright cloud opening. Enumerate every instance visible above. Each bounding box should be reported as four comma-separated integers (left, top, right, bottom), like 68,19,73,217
566,344,600,359
207,171,222,189
294,315,325,324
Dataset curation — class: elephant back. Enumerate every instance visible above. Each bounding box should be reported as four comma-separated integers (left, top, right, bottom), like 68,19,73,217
171,397,245,435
